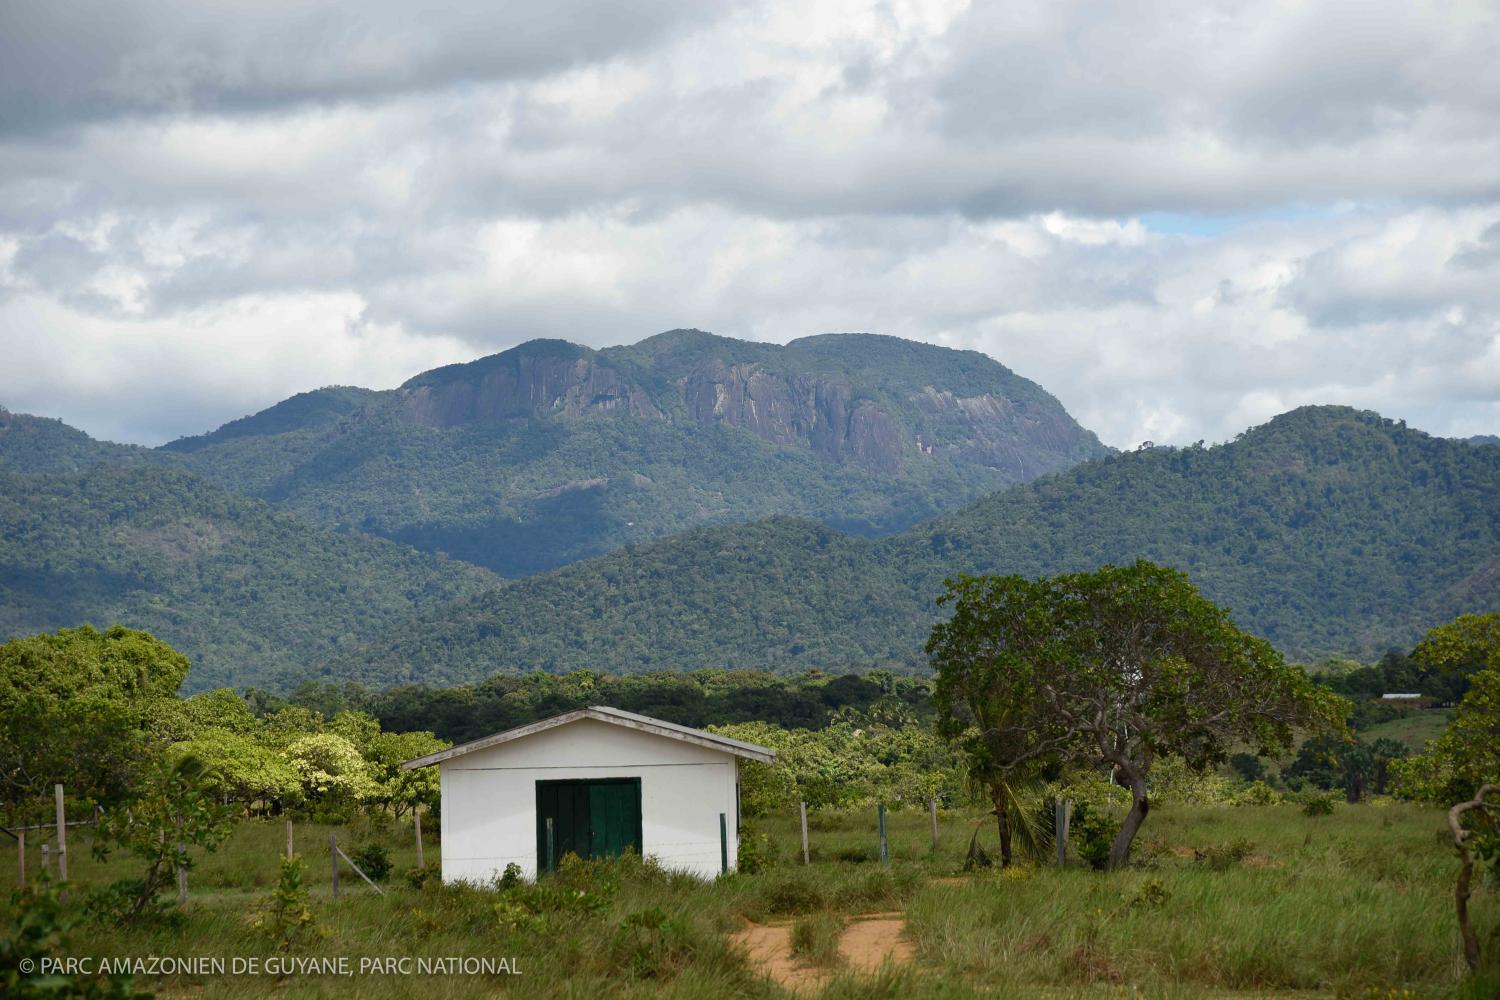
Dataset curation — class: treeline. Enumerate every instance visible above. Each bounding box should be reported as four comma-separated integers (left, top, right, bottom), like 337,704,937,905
254,669,938,745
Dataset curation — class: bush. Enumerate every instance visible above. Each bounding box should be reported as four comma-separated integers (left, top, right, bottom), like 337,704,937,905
252,857,323,951
3,876,151,998
737,827,777,874
496,862,524,891
1302,793,1337,817
1234,780,1282,806
1071,803,1120,871
348,843,392,883
404,863,441,890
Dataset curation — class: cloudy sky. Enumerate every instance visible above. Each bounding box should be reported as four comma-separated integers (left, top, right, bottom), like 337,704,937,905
2,0,1498,449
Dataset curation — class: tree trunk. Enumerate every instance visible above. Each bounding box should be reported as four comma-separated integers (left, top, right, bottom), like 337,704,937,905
1456,836,1479,971
992,791,1013,868
1107,766,1149,870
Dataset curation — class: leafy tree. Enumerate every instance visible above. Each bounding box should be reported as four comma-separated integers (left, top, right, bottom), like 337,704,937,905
286,734,376,805
169,731,301,813
0,625,187,821
88,755,234,924
365,730,448,818
929,574,1069,866
931,562,1345,869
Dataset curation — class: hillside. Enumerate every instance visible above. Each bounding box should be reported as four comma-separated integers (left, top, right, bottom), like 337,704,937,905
323,407,1500,688
0,407,156,473
154,330,1110,575
0,466,495,691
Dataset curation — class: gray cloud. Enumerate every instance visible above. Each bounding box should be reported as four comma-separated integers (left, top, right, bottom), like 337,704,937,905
0,0,1497,447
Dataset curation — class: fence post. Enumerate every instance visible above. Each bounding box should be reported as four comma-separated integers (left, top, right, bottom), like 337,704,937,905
1056,799,1073,866
878,803,889,866
54,784,67,886
719,812,728,875
330,833,340,899
286,819,294,861
16,829,23,885
545,817,554,875
415,811,424,869
41,844,49,875
799,801,810,865
929,798,939,853
176,816,187,906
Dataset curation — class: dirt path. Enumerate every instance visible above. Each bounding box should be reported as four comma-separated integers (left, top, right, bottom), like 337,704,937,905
731,912,914,994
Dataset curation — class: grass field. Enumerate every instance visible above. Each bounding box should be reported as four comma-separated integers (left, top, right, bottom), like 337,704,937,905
1361,711,1456,752
4,800,1496,998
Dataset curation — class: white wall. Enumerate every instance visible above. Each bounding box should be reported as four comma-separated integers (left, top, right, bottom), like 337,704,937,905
438,718,741,883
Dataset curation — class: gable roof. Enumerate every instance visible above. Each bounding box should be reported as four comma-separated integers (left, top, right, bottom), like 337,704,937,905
400,705,777,770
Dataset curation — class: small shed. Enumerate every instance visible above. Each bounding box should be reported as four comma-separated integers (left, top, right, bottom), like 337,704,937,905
401,705,776,883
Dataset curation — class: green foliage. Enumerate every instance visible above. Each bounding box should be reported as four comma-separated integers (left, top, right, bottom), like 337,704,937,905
1301,793,1337,817
757,874,827,916
0,625,186,818
88,755,235,925
1390,615,1500,806
252,857,322,951
0,466,494,692
347,843,392,883
335,406,1500,687
736,826,777,874
1,876,150,999
1069,803,1120,871
1193,839,1257,871
285,733,377,804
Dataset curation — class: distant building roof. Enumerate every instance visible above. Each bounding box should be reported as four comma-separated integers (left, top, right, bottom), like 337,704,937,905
1380,692,1423,699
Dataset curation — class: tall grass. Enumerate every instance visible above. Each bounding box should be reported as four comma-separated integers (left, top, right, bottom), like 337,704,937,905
2,800,1491,997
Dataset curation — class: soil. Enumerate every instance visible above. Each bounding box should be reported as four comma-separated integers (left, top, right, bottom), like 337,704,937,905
731,912,915,994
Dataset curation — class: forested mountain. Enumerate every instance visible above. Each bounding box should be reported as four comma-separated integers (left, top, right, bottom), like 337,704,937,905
324,407,1500,689
0,407,154,473
149,330,1110,575
0,466,494,691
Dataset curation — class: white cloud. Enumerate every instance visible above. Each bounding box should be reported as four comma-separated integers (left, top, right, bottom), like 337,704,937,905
0,0,1497,448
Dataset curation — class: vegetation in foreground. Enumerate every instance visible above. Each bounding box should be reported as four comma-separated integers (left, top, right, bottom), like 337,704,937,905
3,800,1494,998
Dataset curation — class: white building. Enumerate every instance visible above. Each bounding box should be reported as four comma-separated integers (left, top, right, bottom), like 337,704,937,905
401,705,776,883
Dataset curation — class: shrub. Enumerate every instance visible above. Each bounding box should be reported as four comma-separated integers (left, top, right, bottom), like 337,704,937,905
3,876,151,999
1234,780,1282,806
252,857,323,951
1302,792,1337,817
496,863,524,890
737,827,777,874
348,843,392,883
1069,803,1120,870
404,863,441,891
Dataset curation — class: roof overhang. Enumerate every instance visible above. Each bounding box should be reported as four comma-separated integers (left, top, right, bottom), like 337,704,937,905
400,705,778,770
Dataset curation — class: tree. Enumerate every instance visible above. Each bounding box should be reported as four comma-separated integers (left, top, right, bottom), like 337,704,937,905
929,574,1070,866
1390,614,1500,806
0,626,189,821
365,731,448,818
89,755,234,924
285,733,376,805
930,563,1345,868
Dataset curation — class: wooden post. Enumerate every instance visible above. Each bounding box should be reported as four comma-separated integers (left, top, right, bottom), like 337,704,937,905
54,784,67,885
799,801,810,865
175,816,187,906
16,829,24,885
334,844,387,896
719,812,728,875
878,803,889,866
41,844,49,875
285,819,294,861
545,817,554,875
415,811,425,869
330,833,340,899
929,798,939,853
1056,799,1073,866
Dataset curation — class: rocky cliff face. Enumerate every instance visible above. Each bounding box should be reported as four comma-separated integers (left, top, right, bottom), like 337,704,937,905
390,332,1108,480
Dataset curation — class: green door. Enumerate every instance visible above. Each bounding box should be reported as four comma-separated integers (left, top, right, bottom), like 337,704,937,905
536,778,641,871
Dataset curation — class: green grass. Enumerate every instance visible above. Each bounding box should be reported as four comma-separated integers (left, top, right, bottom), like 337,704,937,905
1362,710,1456,752
3,801,1494,998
